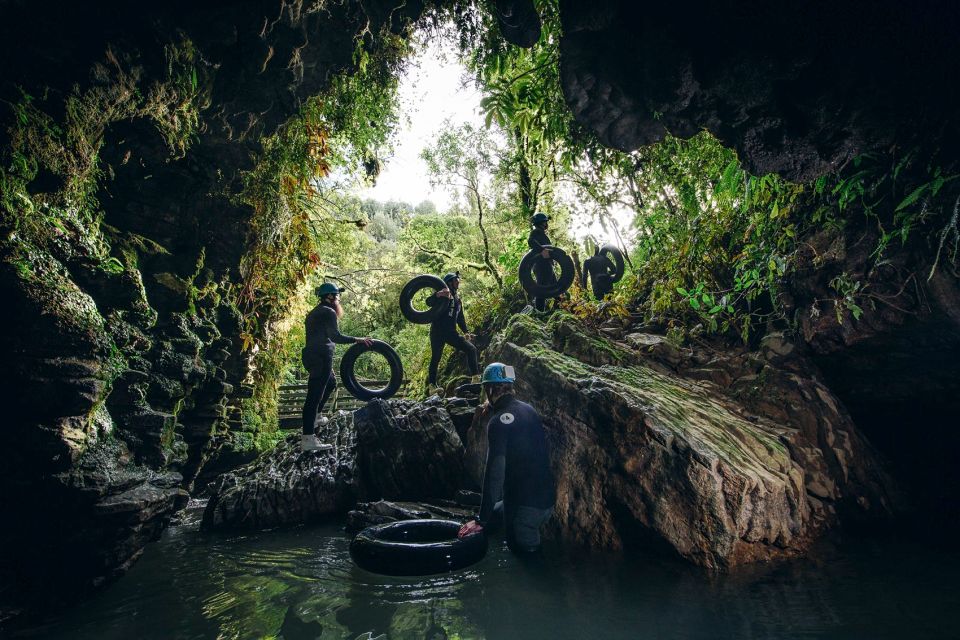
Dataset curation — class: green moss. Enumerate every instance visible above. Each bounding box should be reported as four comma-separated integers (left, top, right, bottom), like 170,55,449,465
503,319,791,478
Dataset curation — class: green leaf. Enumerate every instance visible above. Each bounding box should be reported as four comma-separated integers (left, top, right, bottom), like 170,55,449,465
689,298,701,310
895,183,929,211
676,287,689,296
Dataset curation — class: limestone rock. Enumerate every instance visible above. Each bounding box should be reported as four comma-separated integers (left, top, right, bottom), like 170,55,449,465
202,399,468,531
354,398,465,502
201,414,358,531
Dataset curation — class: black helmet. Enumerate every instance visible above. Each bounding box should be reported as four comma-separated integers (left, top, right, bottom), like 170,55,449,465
530,212,550,225
442,271,461,284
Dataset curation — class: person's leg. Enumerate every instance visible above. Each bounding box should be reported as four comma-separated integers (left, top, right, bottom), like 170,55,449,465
303,351,334,435
427,330,445,385
446,333,479,375
301,373,324,435
506,506,553,554
316,370,337,421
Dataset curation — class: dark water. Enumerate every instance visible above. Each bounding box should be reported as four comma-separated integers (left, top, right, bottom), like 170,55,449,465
12,506,960,639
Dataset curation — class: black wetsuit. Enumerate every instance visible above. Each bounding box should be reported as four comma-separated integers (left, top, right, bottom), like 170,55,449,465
527,226,556,311
426,290,479,385
478,393,555,551
301,303,357,434
582,253,615,299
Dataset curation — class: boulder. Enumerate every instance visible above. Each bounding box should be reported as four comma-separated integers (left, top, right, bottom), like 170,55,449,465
354,398,465,502
201,413,358,531
478,313,895,568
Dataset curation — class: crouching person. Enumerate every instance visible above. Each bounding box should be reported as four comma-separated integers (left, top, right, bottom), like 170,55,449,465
458,363,555,554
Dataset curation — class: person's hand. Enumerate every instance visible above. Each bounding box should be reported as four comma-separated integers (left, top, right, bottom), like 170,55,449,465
477,400,491,417
359,337,373,346
436,288,451,298
464,332,475,342
458,520,484,539
540,248,551,259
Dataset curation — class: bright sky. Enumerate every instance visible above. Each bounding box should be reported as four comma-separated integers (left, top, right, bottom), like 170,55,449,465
357,38,482,211
357,36,636,249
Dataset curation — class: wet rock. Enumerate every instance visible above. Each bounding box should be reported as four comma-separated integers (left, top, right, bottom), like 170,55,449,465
201,415,358,531
346,499,477,535
480,313,894,568
202,398,468,531
354,398,465,502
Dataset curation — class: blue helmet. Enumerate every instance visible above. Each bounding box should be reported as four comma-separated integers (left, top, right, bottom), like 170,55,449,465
442,271,460,284
316,282,341,297
481,362,516,384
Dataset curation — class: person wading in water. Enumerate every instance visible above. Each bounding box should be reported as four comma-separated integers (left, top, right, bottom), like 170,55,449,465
301,283,372,452
425,272,479,395
527,212,556,311
458,362,555,554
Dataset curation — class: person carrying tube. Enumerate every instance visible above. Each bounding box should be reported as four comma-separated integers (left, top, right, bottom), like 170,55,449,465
425,271,480,395
527,212,556,311
301,283,372,452
582,247,615,300
458,362,555,554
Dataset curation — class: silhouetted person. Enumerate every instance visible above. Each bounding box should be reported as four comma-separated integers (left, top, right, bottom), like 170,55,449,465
425,272,479,394
582,249,615,299
527,212,556,311
301,283,371,452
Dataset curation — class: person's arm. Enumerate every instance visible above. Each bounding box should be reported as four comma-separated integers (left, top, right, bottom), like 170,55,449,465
581,258,589,289
477,419,508,526
322,307,358,344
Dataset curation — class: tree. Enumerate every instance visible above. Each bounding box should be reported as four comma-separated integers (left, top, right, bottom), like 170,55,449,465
421,121,505,288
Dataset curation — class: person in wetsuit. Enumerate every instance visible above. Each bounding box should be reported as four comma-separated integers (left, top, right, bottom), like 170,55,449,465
527,212,557,311
582,248,615,300
425,272,479,394
458,362,555,554
301,282,372,452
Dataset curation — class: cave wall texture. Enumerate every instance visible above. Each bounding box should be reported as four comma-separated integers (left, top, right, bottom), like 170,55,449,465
1,0,959,620
0,0,426,616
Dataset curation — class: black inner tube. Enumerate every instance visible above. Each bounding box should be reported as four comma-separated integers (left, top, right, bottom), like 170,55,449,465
350,519,488,576
518,246,575,298
339,340,403,401
399,274,446,324
597,244,625,283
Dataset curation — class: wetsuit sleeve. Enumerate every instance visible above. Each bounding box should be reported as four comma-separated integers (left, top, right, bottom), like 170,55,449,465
322,307,357,344
581,258,589,289
478,419,508,526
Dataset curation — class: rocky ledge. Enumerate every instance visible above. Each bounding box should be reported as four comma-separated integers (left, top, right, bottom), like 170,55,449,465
201,397,469,531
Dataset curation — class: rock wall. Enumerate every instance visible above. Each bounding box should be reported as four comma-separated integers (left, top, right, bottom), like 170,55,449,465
0,0,425,617
558,0,960,182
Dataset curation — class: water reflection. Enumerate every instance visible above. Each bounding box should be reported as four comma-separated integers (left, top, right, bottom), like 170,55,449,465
11,517,960,640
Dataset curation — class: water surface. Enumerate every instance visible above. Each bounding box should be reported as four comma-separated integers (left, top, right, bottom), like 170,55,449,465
13,506,959,639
